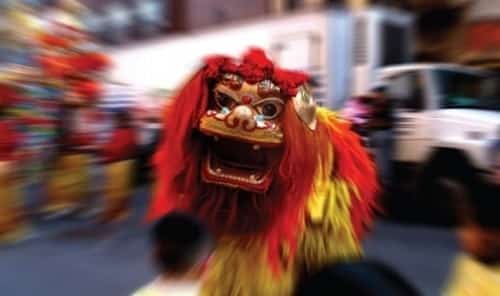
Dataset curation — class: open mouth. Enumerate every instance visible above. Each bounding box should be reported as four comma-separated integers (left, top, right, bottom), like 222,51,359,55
202,137,278,193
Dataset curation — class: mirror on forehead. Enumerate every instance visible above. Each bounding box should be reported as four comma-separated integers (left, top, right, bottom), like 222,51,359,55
218,74,281,98
221,73,243,90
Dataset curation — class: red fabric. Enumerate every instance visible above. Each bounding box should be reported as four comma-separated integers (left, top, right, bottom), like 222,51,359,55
148,69,209,220
38,56,70,78
66,133,94,148
39,33,73,48
0,121,22,161
69,53,111,72
0,84,21,107
20,117,57,126
100,128,137,163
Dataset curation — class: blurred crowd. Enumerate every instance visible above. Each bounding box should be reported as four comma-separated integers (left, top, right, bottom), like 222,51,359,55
0,98,161,241
0,0,163,244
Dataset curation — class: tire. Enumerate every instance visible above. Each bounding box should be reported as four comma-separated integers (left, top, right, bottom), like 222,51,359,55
416,149,479,227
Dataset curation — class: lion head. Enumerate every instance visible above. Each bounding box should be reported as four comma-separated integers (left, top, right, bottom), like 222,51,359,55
148,49,377,272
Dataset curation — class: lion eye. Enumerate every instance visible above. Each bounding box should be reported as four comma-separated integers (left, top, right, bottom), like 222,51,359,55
214,91,238,110
256,99,283,120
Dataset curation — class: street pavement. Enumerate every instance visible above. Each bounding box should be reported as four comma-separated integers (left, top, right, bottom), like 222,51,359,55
0,185,459,296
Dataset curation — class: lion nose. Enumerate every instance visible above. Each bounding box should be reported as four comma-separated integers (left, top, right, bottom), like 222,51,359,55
226,105,257,131
233,105,254,120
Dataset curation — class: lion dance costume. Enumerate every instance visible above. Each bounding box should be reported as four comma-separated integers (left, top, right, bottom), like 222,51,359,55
148,48,379,295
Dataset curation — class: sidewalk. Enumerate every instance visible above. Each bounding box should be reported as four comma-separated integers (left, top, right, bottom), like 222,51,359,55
1,185,154,296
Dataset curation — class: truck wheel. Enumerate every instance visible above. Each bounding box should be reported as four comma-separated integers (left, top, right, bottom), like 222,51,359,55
417,149,479,227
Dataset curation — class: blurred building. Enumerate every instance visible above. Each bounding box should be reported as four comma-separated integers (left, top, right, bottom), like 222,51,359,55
27,0,413,47
409,0,471,62
460,0,500,70
109,6,413,105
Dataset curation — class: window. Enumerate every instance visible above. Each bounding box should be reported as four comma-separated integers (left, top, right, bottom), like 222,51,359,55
387,71,425,111
381,22,409,66
435,70,500,111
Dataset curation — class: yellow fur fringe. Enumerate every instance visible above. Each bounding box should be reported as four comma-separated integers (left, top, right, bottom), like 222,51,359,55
201,239,295,296
298,125,362,272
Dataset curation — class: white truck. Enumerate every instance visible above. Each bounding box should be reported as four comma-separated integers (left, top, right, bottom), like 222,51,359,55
375,63,500,223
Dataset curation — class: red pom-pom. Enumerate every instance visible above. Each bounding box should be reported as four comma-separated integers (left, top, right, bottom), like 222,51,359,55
202,47,309,97
241,48,273,75
273,68,309,97
204,55,232,79
237,63,265,84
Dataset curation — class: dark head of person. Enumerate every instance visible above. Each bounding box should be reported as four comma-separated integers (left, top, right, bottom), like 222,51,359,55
357,85,387,106
114,110,132,129
151,212,214,277
453,141,500,265
371,85,388,96
474,140,500,231
458,191,500,265
296,260,420,296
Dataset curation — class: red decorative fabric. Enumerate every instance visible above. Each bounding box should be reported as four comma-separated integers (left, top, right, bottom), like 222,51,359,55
72,80,103,100
0,84,21,107
38,56,70,78
39,53,111,78
100,128,137,163
66,132,94,148
69,53,111,72
0,121,22,161
38,33,73,48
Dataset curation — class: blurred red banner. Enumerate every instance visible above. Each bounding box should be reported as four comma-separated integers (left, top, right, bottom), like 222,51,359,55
467,21,500,53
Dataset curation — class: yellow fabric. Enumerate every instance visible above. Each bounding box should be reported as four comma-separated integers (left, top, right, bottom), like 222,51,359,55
0,161,29,243
105,160,133,202
44,154,90,213
103,160,134,222
444,254,500,296
201,110,363,295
